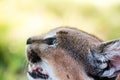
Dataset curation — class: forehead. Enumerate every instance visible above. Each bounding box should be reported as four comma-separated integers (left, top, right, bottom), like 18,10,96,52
43,27,77,39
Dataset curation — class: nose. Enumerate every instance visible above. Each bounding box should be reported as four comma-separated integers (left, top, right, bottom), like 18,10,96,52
27,38,32,44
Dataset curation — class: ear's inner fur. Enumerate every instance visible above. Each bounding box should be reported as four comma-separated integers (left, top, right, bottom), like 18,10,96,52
87,49,118,80
88,39,120,79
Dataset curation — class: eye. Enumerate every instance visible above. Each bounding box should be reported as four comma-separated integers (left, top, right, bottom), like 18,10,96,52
44,38,57,46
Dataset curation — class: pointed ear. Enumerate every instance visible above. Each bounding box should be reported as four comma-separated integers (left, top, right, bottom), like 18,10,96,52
90,39,120,78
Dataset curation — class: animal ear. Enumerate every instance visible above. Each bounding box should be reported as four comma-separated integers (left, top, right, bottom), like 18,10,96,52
90,39,120,78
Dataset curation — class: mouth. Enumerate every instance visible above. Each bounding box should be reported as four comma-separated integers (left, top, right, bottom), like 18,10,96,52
28,63,49,79
27,48,49,79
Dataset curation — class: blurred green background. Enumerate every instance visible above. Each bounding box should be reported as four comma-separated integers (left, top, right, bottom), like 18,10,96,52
0,0,120,80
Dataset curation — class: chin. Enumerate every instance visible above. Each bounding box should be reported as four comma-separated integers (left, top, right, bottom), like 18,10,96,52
27,61,59,80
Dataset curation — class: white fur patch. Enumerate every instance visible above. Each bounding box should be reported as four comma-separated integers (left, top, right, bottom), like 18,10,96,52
102,68,115,78
44,31,56,39
27,60,59,80
40,60,59,80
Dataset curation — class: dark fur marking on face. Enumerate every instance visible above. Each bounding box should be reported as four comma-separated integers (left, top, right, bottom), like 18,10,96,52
29,50,41,63
57,30,68,35
66,74,70,79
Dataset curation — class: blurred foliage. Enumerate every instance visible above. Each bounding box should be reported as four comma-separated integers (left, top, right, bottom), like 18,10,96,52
0,0,120,80
0,23,27,80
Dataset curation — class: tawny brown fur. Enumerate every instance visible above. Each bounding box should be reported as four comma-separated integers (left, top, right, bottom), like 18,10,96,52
26,27,120,80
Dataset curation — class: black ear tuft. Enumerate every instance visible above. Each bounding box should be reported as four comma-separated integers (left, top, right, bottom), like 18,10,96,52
96,39,120,53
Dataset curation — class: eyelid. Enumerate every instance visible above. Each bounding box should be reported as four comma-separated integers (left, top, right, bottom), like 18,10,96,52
44,37,56,41
44,37,57,45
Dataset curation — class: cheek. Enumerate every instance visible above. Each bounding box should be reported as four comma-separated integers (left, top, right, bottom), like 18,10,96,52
39,44,48,49
39,44,49,53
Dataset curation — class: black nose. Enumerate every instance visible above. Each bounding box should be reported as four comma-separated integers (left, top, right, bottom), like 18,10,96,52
27,38,32,44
